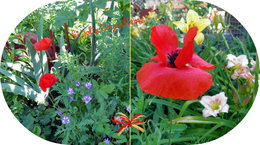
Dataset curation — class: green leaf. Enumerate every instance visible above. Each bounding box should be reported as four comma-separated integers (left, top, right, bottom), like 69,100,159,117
94,0,107,9
86,119,95,125
0,68,33,89
104,10,114,18
171,116,236,128
37,14,44,40
26,38,42,84
100,83,115,94
20,113,35,131
40,50,49,74
1,83,37,100
214,14,219,29
57,32,66,54
55,15,67,28
33,125,42,136
77,3,89,21
1,62,34,78
123,0,130,6
2,50,10,62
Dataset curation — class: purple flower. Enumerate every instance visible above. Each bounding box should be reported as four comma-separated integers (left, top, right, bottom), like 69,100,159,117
114,116,122,124
115,116,122,121
67,88,74,94
57,110,62,116
61,115,70,124
83,95,92,104
69,96,74,101
103,138,110,144
126,105,130,113
76,81,81,87
85,81,92,91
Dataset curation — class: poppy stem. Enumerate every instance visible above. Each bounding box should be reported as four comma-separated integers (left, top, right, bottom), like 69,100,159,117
168,98,173,145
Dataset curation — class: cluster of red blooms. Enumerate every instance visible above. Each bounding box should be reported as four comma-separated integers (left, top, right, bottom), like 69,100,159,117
33,37,58,92
72,17,145,39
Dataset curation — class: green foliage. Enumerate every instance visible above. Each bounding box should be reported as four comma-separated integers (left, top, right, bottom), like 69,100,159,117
130,1,258,144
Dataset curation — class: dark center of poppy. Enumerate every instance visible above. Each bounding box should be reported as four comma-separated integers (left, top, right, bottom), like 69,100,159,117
167,51,180,68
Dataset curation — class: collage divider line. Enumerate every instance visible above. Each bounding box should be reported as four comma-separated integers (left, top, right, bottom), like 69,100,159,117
129,3,132,144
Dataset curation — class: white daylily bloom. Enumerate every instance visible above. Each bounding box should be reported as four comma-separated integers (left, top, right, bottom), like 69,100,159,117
250,58,256,71
231,66,253,80
200,92,229,118
226,54,248,68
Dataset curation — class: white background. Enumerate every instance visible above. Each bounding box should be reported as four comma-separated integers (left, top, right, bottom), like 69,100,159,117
0,0,260,144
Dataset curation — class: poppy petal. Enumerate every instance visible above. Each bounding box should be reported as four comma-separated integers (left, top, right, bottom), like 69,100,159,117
34,38,52,51
149,55,161,62
136,62,212,100
189,53,215,70
175,27,198,67
39,73,58,92
150,25,179,64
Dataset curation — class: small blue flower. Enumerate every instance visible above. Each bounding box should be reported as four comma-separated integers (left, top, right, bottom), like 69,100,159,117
75,81,81,87
83,95,92,105
126,105,130,113
85,81,92,91
103,138,110,144
57,110,62,116
61,115,70,124
69,96,74,101
67,88,74,94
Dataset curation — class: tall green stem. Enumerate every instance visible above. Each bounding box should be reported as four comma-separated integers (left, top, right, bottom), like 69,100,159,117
168,98,173,145
89,0,96,66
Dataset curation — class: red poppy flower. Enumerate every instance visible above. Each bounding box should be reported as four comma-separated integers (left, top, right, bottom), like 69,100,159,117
34,38,52,51
39,73,58,92
136,25,215,100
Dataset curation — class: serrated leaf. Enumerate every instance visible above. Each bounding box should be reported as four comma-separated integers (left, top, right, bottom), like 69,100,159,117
20,113,35,131
100,83,115,94
86,119,95,125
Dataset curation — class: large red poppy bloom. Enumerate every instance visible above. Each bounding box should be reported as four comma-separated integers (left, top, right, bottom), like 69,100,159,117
34,38,52,51
39,73,58,92
136,25,215,100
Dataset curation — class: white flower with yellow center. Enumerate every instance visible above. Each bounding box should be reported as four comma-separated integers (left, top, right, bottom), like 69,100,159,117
200,92,229,118
226,54,248,68
173,9,211,45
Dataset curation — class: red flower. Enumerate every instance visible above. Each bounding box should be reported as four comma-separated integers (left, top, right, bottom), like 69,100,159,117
39,73,58,92
136,25,215,100
34,38,52,51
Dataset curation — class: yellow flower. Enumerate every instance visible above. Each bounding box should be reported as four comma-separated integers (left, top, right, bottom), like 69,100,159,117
173,9,211,44
147,11,157,19
132,27,140,37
